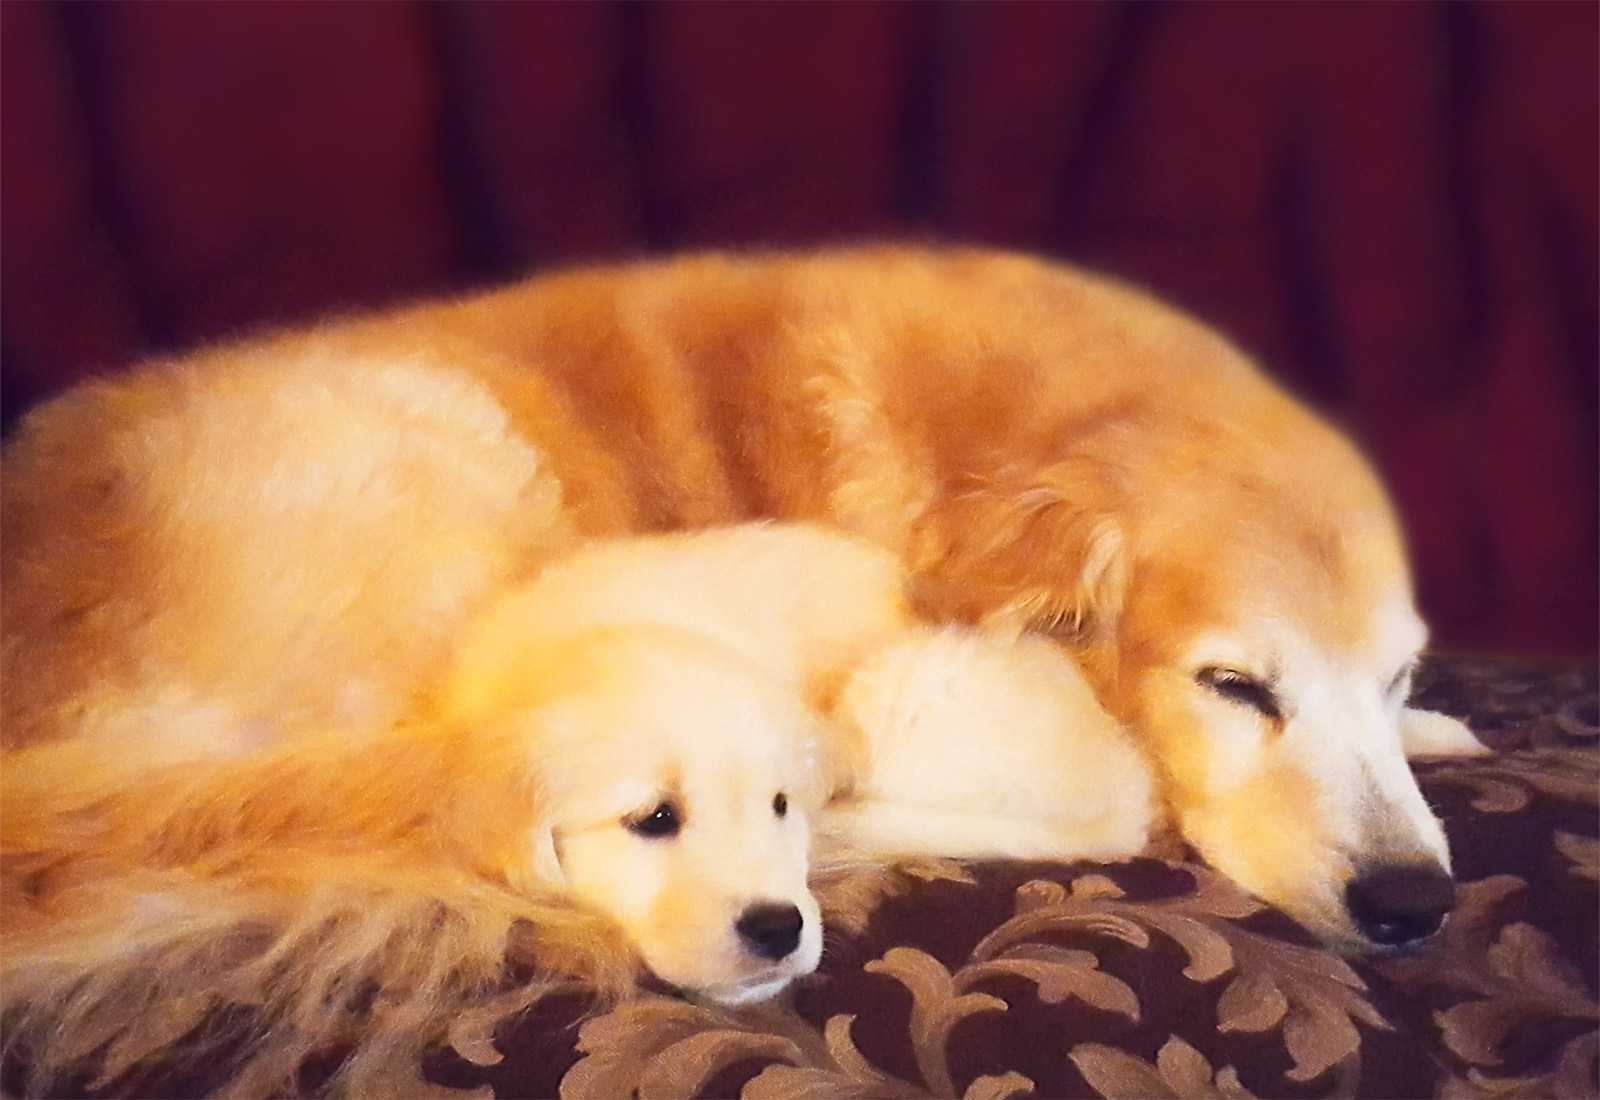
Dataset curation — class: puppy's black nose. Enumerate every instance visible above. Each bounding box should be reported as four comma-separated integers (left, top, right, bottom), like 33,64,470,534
1345,863,1455,946
736,902,804,960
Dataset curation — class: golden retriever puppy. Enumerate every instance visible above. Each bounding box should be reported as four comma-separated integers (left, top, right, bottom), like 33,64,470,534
445,525,1157,991
1,246,1485,965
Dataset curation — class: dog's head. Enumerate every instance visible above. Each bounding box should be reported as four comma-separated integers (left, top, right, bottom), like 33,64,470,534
438,623,829,1003
917,403,1485,951
1113,506,1469,951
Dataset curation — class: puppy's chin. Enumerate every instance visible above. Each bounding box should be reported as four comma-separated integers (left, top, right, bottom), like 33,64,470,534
694,969,806,1006
654,947,821,1007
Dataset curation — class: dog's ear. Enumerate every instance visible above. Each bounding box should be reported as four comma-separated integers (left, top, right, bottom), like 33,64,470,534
530,822,566,889
424,711,570,897
1399,707,1491,758
910,461,1127,642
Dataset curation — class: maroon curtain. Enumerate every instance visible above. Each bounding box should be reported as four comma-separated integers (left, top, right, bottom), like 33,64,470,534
2,0,1594,657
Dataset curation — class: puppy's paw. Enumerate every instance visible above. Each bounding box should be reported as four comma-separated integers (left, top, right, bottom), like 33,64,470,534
1400,707,1490,758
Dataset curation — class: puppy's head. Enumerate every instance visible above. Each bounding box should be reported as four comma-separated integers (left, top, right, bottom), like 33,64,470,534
439,622,828,1003
917,407,1482,951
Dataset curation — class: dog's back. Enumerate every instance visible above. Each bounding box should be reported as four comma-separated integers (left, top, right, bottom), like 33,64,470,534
0,246,1303,759
0,350,575,755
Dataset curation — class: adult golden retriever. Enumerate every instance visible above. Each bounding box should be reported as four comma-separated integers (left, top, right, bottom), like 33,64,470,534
1,246,1484,1085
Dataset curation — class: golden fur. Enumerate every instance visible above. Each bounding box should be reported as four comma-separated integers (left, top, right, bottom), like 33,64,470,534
0,246,1486,1092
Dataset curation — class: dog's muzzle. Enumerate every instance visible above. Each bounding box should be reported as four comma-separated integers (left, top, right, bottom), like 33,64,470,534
1344,862,1455,947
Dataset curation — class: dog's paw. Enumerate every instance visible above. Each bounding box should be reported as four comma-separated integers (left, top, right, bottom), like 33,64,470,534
1400,707,1490,758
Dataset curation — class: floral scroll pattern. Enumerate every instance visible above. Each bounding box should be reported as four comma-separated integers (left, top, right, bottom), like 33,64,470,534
507,862,1410,1100
1367,660,1599,1100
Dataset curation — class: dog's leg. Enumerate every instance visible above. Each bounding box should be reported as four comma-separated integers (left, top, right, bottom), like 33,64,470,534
828,628,1157,867
816,798,1152,865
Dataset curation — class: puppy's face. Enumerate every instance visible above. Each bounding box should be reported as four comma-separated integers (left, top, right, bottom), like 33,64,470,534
445,626,827,1003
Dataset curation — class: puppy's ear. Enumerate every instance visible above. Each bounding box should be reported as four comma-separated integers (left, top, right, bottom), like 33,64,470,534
426,712,570,897
1400,708,1491,758
911,462,1127,641
530,823,566,889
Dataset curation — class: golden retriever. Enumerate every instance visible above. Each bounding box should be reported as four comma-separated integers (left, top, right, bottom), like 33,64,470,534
2,522,1153,1094
0,246,1486,1083
442,524,1155,992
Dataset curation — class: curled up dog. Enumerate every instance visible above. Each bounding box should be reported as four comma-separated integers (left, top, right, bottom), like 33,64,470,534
0,247,1488,1093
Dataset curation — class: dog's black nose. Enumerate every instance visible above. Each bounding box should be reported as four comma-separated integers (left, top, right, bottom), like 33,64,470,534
1345,863,1455,946
736,902,804,960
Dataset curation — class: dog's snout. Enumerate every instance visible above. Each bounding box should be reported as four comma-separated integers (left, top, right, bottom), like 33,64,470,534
736,902,804,960
1345,863,1454,946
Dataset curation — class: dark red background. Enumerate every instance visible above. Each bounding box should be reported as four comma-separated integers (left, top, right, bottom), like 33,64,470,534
3,1,1594,657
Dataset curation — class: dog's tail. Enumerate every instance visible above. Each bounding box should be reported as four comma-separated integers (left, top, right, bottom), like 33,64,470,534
0,732,638,1097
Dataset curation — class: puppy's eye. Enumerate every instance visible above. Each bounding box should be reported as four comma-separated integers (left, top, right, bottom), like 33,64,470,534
625,801,682,839
772,792,788,818
1196,667,1282,722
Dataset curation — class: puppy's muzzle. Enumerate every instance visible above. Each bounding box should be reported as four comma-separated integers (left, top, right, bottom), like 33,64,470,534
1344,863,1454,947
736,901,805,960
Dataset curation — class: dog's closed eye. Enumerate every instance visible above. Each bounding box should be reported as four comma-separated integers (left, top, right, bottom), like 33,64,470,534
625,801,683,839
1196,666,1282,722
1386,660,1418,703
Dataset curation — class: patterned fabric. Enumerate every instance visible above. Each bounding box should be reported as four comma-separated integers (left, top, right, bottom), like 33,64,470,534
411,657,1598,1100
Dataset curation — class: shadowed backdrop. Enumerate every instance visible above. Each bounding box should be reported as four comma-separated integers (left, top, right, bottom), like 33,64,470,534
2,0,1594,657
